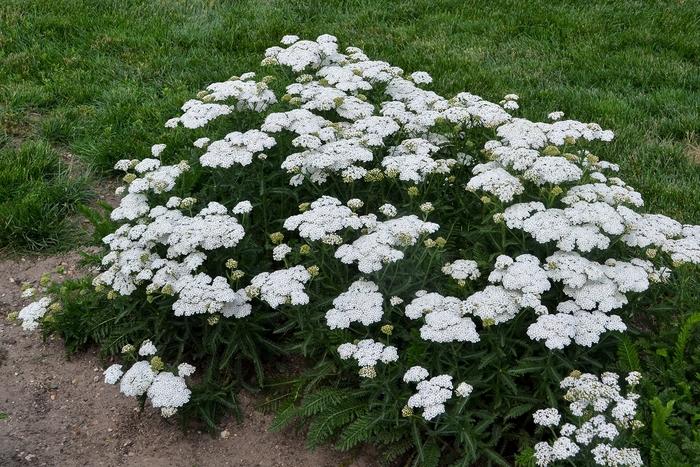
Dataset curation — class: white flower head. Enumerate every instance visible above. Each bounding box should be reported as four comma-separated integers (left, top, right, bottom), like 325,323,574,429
455,382,473,398
177,363,196,377
103,364,124,384
272,243,292,261
410,71,433,85
533,408,561,427
147,372,191,409
119,361,156,397
379,203,397,218
17,297,51,331
232,200,253,214
139,340,158,356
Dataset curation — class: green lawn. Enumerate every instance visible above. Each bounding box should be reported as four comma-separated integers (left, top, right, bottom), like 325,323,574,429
1,0,699,252
0,140,90,251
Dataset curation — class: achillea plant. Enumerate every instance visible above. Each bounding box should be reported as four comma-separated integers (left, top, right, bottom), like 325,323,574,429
17,35,699,464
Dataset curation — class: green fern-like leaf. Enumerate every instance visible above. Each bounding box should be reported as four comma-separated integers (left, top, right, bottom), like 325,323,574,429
300,389,348,416
335,412,378,451
419,440,441,467
650,436,686,467
504,403,534,421
617,335,641,372
269,403,300,432
650,397,676,440
514,447,536,467
674,312,700,369
381,439,413,465
307,403,362,449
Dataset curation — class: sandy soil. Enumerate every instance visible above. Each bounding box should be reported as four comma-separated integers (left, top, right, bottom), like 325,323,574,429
0,255,375,467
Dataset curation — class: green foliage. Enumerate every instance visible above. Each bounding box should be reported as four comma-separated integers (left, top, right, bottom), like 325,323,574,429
514,447,536,467
76,201,116,245
0,140,91,251
622,308,700,466
617,335,640,372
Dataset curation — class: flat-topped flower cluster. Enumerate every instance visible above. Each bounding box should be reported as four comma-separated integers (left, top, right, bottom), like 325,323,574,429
533,371,644,466
15,34,698,462
103,340,195,418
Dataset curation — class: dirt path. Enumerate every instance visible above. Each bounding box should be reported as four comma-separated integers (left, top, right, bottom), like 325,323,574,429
0,255,375,467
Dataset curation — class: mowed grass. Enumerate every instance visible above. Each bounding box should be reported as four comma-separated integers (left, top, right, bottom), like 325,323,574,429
0,0,698,252
0,140,91,251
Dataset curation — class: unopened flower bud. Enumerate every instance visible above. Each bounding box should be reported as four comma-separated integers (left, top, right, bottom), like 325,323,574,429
542,145,561,156
306,265,319,277
269,232,284,244
150,356,164,372
358,366,377,379
230,270,245,281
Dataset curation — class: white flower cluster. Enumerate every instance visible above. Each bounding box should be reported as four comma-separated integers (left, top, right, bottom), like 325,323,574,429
325,280,384,329
165,74,276,128
464,254,550,325
382,138,456,183
282,138,374,185
467,161,524,202
255,34,531,188
503,201,626,253
92,153,265,322
335,215,439,273
532,408,561,427
199,130,276,168
112,157,191,220
526,252,655,349
264,34,343,72
283,196,373,241
404,292,479,343
103,341,195,418
337,339,398,377
17,297,52,331
95,202,249,314
403,367,461,421
533,371,643,466
248,266,311,309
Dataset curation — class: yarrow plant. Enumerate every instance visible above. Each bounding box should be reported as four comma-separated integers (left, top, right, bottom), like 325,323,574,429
14,34,699,463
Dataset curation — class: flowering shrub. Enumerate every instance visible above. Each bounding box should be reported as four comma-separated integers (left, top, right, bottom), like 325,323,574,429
16,34,700,464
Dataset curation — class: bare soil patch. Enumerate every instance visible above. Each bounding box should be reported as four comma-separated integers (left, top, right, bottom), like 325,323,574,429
0,255,374,467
